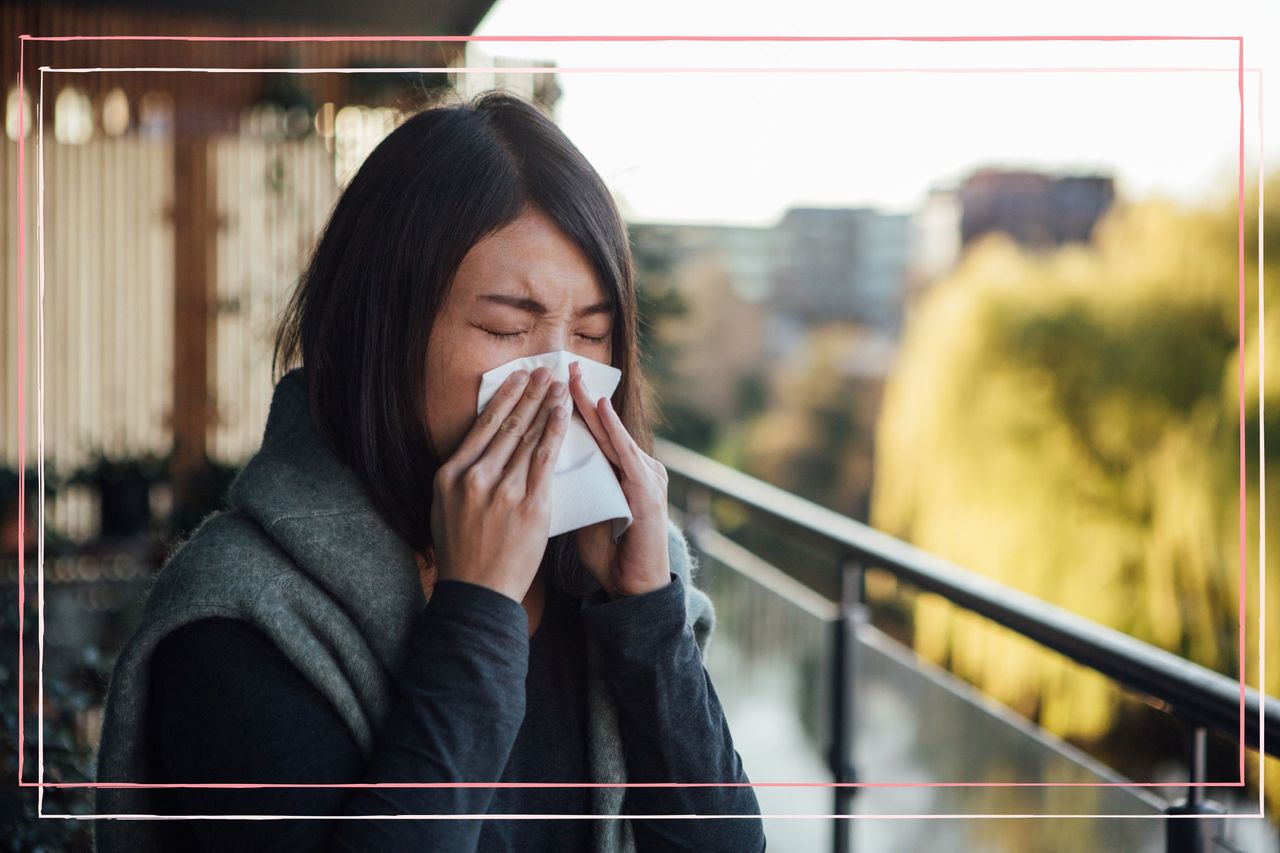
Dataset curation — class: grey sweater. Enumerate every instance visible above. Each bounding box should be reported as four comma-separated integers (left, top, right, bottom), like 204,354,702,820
91,367,718,853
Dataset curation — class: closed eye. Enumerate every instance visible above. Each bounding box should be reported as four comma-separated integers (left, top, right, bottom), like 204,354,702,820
479,325,609,344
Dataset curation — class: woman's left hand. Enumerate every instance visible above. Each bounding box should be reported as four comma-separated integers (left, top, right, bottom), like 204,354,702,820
568,361,671,598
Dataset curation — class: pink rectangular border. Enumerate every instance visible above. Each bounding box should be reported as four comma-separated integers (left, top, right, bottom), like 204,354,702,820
10,33,1264,818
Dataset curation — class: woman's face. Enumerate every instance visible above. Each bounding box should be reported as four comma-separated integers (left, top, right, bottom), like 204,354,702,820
424,207,615,461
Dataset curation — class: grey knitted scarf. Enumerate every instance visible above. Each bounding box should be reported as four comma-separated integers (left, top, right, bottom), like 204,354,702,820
91,367,716,853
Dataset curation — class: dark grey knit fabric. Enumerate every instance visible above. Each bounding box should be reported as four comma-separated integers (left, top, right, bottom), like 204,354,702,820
91,367,719,853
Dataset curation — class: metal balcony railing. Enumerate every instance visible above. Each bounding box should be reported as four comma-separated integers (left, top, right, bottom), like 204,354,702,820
654,438,1280,853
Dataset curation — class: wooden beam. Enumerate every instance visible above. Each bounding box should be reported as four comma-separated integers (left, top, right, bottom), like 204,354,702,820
169,102,217,511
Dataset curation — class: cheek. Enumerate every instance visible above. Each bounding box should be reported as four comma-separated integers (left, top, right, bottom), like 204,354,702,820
424,335,476,459
426,391,471,460
424,334,513,459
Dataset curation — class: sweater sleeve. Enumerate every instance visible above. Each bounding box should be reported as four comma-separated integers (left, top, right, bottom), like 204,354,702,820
580,573,766,852
149,579,530,853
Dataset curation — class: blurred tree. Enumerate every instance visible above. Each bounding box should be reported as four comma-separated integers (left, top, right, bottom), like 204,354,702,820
727,325,881,520
735,373,770,422
630,224,717,452
871,175,1280,813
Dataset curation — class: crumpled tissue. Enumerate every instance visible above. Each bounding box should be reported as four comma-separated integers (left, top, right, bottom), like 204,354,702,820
476,349,633,541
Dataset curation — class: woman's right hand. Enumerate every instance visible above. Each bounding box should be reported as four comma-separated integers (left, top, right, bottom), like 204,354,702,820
430,367,570,603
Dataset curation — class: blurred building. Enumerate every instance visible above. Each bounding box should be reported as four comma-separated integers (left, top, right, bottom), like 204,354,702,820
632,205,914,431
768,207,912,335
904,187,962,308
956,167,1115,250
903,168,1116,315
631,221,778,303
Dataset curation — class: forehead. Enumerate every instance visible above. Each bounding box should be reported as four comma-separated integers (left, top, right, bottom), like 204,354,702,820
453,209,607,304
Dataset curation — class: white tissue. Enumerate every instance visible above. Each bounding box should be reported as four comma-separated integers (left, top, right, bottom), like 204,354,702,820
476,350,634,541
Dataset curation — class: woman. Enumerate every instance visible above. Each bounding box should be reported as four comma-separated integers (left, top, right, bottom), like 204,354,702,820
93,90,765,852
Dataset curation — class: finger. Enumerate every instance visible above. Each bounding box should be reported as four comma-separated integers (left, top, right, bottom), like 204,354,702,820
477,366,557,473
596,395,643,479
567,364,620,467
597,397,667,517
525,397,570,498
447,370,530,471
501,380,566,488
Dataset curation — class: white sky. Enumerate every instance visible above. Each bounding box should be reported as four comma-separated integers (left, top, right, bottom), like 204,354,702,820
472,0,1279,227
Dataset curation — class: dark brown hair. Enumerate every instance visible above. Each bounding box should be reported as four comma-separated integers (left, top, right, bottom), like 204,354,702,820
273,89,654,562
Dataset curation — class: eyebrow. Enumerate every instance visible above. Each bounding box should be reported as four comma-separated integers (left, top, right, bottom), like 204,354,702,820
478,293,614,318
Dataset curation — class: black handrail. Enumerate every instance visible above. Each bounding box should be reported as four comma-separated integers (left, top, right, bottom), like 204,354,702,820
655,437,1280,760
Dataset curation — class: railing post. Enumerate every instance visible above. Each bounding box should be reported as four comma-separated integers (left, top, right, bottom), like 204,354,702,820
830,557,866,853
1164,725,1226,853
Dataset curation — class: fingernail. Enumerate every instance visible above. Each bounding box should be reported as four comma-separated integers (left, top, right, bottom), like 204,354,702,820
549,381,565,397
534,368,551,384
510,370,529,385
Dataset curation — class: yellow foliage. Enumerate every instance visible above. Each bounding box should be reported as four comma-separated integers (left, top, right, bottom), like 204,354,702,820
871,173,1280,815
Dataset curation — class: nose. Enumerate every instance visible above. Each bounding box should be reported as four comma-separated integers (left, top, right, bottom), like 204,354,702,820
528,326,570,357
532,326,568,350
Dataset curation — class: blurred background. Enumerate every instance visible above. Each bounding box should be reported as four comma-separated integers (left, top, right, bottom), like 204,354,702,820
2,1,1279,851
